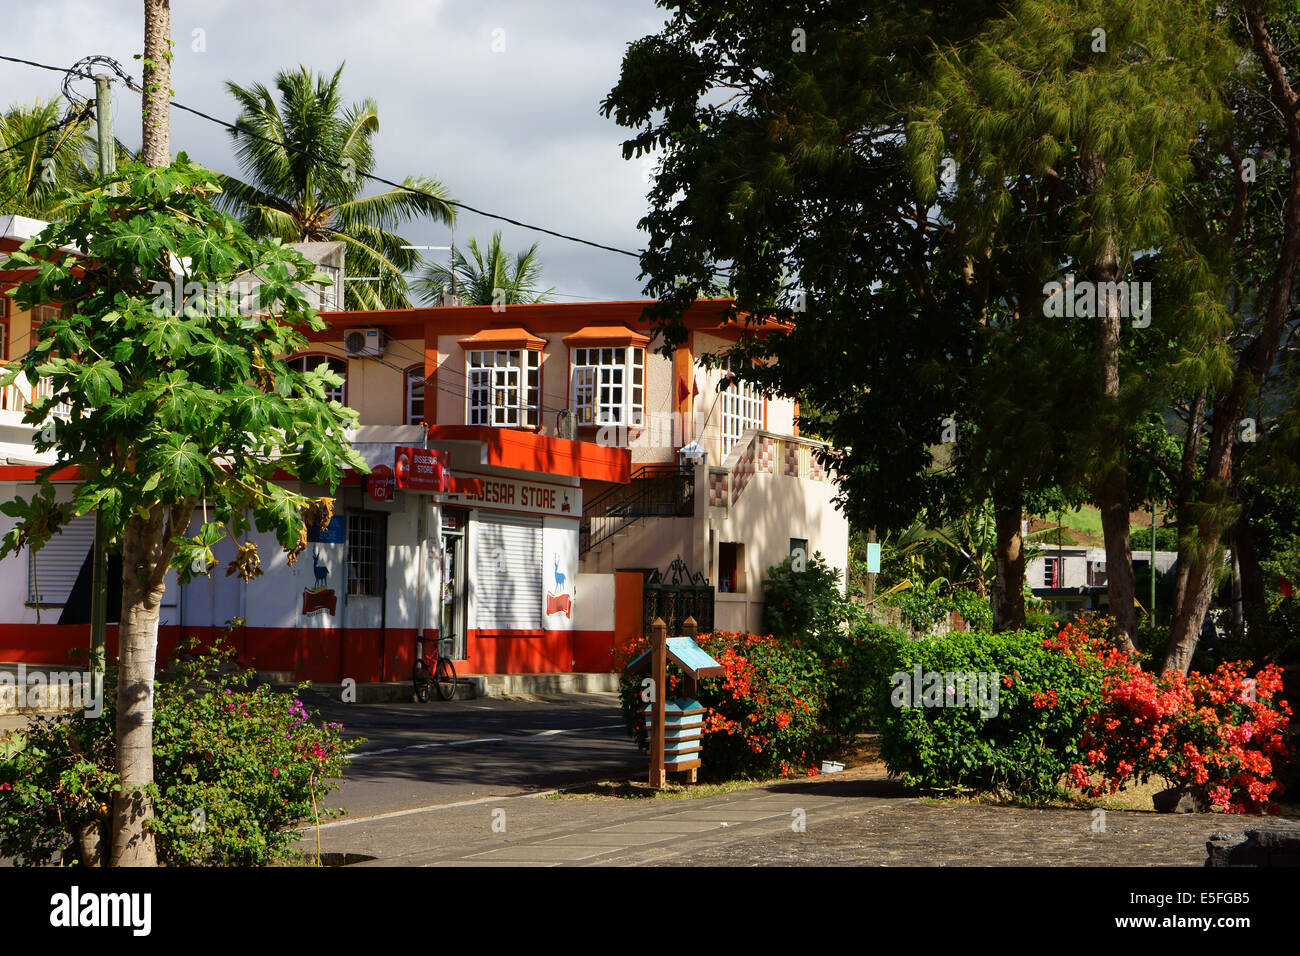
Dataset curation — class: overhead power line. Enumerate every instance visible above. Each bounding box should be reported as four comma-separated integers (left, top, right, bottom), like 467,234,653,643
3,53,642,261
151,91,643,259
0,102,93,159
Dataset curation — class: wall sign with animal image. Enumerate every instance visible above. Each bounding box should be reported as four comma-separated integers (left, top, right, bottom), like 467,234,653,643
545,553,573,620
301,546,338,616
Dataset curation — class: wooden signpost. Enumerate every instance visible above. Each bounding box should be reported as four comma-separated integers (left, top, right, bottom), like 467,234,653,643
625,616,724,788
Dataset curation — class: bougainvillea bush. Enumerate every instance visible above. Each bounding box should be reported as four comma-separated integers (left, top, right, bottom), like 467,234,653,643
873,623,1107,800
1054,623,1294,814
0,640,358,865
619,631,845,780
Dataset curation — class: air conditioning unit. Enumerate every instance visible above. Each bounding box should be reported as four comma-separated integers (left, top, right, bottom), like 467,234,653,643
344,327,386,358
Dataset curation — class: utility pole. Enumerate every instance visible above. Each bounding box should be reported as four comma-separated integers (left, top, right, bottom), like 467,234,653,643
1150,501,1157,621
89,73,115,703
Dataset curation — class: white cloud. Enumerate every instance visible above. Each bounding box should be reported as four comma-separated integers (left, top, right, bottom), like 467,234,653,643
1,0,667,299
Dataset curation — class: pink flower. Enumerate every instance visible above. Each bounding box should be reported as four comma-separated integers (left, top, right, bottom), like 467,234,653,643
271,767,279,776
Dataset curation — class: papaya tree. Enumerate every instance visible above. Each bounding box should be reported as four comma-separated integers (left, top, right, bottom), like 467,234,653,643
0,155,367,866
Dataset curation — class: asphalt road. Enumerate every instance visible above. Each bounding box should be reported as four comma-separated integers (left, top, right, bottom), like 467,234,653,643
301,689,644,819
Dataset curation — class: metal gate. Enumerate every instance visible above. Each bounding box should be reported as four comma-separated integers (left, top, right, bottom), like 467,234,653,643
643,556,713,636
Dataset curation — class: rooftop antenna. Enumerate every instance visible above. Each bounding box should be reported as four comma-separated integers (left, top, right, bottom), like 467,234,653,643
402,239,456,303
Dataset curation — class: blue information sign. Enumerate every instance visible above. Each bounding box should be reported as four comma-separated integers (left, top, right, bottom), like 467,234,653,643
307,515,346,543
866,542,881,574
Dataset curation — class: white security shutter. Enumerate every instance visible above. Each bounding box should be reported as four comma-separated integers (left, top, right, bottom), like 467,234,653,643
28,514,95,605
473,512,542,630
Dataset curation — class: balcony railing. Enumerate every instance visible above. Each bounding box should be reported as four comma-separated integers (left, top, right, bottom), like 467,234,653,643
579,464,694,554
0,372,71,421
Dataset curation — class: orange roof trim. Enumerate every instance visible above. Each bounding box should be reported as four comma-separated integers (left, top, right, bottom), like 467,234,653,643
455,326,546,351
426,425,629,484
561,325,651,348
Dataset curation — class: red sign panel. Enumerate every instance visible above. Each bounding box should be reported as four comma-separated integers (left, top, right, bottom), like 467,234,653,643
394,446,450,492
367,464,395,502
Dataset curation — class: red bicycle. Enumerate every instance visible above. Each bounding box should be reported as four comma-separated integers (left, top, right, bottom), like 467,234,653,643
413,634,458,702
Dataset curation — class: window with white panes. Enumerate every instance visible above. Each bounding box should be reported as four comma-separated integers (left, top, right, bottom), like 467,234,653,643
288,354,347,405
467,349,540,427
720,358,764,457
571,346,644,426
1043,557,1061,588
405,364,425,425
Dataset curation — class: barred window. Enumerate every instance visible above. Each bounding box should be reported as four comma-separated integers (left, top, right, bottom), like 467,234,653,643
467,349,540,427
571,346,644,426
346,514,381,596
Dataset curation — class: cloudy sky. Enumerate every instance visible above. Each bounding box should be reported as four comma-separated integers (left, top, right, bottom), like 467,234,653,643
3,0,668,301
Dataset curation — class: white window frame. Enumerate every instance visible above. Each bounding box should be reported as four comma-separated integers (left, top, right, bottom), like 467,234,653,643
467,349,540,427
720,357,764,457
1043,557,1060,588
405,364,426,425
571,346,644,427
289,354,347,405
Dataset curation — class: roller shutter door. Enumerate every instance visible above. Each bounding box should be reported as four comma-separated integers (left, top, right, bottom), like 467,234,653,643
28,513,94,605
473,511,542,630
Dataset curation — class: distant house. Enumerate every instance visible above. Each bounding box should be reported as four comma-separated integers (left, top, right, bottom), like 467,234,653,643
1027,546,1178,616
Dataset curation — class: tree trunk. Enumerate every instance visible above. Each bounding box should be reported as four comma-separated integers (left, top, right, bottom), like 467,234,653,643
991,498,1025,631
110,506,168,866
1170,388,1207,620
141,0,171,168
1165,7,1300,674
1233,509,1267,614
75,820,106,867
107,0,177,869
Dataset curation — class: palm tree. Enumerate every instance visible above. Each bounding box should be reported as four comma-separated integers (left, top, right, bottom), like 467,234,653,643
217,64,454,309
415,231,553,305
0,100,97,218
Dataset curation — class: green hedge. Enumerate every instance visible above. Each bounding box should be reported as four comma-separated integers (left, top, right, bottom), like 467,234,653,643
872,627,1104,799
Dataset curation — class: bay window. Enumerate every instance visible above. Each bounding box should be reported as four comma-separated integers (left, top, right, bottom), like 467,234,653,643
571,346,644,426
468,349,540,427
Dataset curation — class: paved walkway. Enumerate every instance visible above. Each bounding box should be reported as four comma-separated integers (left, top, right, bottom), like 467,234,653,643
316,766,1219,867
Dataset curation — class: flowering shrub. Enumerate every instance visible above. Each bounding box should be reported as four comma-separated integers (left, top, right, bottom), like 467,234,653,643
619,631,838,779
874,623,1108,799
0,640,358,865
1053,623,1294,813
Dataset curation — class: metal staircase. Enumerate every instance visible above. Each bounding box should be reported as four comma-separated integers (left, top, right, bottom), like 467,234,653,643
579,463,694,555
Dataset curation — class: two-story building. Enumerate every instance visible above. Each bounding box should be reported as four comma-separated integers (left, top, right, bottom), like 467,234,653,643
0,223,848,683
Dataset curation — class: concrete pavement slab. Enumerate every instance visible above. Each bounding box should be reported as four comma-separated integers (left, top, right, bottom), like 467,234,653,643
466,844,616,862
594,819,723,834
539,832,672,847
